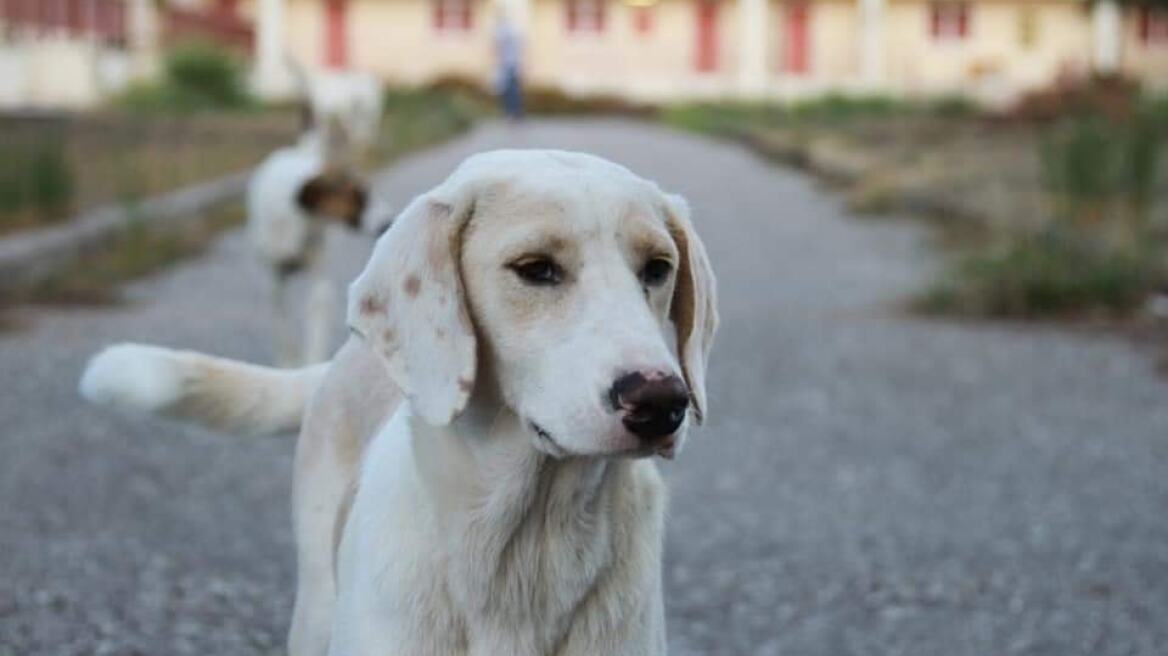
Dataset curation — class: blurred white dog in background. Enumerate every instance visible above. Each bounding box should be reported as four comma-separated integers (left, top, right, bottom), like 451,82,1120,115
288,58,385,159
247,61,391,366
248,119,392,367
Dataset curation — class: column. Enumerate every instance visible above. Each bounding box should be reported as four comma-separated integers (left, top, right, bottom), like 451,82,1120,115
1092,0,1122,74
127,0,159,77
739,0,767,97
859,0,885,88
254,0,294,99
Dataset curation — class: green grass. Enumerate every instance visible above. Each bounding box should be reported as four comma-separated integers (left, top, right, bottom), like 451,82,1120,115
1040,115,1162,223
0,135,74,233
918,228,1164,319
117,42,255,114
662,94,973,138
1,88,486,316
377,86,491,159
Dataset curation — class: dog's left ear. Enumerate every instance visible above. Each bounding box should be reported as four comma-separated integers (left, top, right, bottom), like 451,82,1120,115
346,190,476,425
297,175,368,229
662,194,718,424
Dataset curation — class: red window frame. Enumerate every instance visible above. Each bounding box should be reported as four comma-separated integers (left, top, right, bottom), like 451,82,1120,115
930,2,969,41
1140,7,1168,45
632,6,653,35
324,0,348,68
566,0,605,33
694,0,718,72
782,2,811,75
434,0,473,31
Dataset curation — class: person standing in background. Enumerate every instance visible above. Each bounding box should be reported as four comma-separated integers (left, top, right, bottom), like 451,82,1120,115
495,10,524,120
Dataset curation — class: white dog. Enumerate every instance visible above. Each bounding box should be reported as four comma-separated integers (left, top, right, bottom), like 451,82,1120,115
247,122,392,366
289,59,384,158
80,150,718,656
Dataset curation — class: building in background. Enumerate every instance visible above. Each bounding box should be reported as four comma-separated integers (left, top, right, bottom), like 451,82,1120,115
0,0,256,109
2,0,1167,108
251,0,1167,106
0,0,157,108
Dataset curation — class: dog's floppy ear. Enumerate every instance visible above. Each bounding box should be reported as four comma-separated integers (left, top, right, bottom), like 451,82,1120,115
663,194,718,424
346,191,476,425
297,175,368,229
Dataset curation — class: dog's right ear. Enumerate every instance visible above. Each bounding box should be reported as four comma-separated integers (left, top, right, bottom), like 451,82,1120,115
297,175,367,229
346,192,477,425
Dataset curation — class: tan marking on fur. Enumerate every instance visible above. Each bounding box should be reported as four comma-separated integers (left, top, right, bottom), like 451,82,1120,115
332,483,359,579
404,274,421,298
360,295,385,316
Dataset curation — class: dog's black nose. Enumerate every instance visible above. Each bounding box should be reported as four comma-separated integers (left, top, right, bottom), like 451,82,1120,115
610,372,689,440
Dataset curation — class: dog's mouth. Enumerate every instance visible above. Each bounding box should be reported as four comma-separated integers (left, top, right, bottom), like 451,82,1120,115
529,421,678,461
530,421,570,458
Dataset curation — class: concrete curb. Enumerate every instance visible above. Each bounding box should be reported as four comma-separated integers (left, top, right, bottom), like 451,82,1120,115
0,171,251,297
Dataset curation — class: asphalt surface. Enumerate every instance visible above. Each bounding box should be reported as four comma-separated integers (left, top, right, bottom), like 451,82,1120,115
1,119,1166,656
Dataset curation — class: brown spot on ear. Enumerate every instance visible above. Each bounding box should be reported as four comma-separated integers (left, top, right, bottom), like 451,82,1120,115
360,295,385,315
382,328,395,343
435,328,447,339
298,175,368,230
458,378,473,393
404,274,421,298
297,177,329,214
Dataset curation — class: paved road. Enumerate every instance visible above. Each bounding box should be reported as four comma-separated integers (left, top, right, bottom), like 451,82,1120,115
2,120,1166,656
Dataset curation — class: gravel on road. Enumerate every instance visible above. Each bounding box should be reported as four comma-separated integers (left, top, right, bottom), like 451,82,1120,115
1,119,1165,656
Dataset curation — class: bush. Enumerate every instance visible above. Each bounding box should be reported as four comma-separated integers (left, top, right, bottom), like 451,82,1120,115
0,135,74,229
789,93,904,122
661,102,783,137
377,86,490,158
1010,74,1140,123
118,42,252,113
919,228,1163,318
1040,115,1162,223
523,86,656,117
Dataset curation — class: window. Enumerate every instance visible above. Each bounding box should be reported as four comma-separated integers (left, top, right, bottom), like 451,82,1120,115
567,0,605,33
434,0,473,32
1,0,124,43
930,2,969,41
632,6,653,35
1140,7,1168,46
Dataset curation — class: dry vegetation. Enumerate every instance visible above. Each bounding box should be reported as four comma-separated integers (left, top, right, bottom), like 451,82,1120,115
664,88,1168,323
0,111,300,235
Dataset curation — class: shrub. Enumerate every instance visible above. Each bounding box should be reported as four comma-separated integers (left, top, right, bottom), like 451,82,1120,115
0,135,74,229
523,86,656,117
661,103,782,137
918,228,1163,318
788,93,904,122
377,86,489,158
1040,115,1161,224
118,42,251,113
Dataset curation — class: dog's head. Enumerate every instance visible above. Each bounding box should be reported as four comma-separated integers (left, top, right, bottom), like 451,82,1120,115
348,150,717,459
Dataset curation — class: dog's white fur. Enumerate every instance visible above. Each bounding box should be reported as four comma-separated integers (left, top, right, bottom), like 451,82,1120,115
247,128,393,366
81,150,717,656
288,60,384,157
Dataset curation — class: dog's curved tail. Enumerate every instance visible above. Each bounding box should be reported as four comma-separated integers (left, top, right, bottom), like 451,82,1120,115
79,344,327,436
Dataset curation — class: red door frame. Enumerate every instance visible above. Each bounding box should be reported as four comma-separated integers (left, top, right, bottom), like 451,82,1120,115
694,0,718,72
325,0,348,69
782,2,810,75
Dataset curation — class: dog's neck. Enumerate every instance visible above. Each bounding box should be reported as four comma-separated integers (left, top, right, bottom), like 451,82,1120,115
410,398,638,649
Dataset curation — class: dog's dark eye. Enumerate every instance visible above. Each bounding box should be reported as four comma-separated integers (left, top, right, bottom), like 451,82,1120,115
640,258,673,287
510,257,563,286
